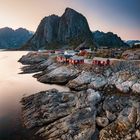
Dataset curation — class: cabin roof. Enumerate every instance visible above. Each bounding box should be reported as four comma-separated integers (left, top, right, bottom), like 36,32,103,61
93,57,109,61
64,50,76,53
70,55,84,60
64,55,73,58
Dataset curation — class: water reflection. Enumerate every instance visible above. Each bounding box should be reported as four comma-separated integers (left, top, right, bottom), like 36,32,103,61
0,50,68,139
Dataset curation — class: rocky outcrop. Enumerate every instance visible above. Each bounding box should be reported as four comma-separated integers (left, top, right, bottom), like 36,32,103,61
67,62,140,94
99,103,139,140
132,83,140,93
108,62,140,94
67,72,107,91
19,51,140,140
21,89,140,140
21,89,100,140
21,8,94,50
18,52,49,65
96,117,109,127
67,71,92,91
38,66,79,84
122,49,140,60
20,58,56,74
88,75,107,90
37,58,54,70
102,95,129,113
19,52,140,94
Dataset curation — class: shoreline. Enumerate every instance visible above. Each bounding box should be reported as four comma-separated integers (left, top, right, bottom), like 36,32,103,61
19,51,140,94
19,51,140,140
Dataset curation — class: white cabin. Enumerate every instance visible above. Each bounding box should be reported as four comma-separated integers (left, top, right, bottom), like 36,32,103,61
64,50,77,56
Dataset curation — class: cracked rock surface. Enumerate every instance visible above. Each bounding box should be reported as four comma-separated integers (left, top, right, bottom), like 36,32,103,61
21,89,99,140
19,52,140,140
21,89,140,140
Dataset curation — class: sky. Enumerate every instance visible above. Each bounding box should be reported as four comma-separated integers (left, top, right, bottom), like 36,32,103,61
0,0,140,40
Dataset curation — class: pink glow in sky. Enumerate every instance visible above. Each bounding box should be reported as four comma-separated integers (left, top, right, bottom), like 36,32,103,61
0,0,140,40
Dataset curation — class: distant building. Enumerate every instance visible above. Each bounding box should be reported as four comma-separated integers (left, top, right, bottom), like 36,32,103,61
64,50,77,56
122,51,140,60
55,50,64,54
84,59,93,64
92,57,110,66
69,56,84,64
99,46,109,49
57,55,84,64
57,55,73,63
79,49,93,59
38,49,47,52
84,48,92,53
38,50,55,54
134,42,140,45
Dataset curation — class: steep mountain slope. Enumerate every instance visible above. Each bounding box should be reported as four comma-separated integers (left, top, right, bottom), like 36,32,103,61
93,30,129,48
22,8,95,50
0,27,33,49
126,40,140,46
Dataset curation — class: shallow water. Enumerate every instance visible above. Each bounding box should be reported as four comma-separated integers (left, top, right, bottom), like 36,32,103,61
0,50,68,140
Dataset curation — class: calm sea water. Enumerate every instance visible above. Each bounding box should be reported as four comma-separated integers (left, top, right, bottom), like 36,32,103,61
0,50,68,140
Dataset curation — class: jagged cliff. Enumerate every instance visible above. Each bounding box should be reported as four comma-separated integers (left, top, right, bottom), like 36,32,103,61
22,8,95,50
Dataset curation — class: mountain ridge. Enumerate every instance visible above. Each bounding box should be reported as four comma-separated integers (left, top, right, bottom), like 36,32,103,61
93,30,129,48
21,8,95,50
0,27,33,49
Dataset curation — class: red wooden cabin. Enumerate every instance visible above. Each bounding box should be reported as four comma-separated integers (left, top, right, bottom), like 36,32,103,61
57,55,72,63
69,56,84,65
92,58,110,66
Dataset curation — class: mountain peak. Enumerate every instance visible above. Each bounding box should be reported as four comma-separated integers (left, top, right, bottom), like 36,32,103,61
0,27,14,32
64,7,83,17
22,8,95,50
0,27,33,49
48,14,59,18
65,7,77,13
